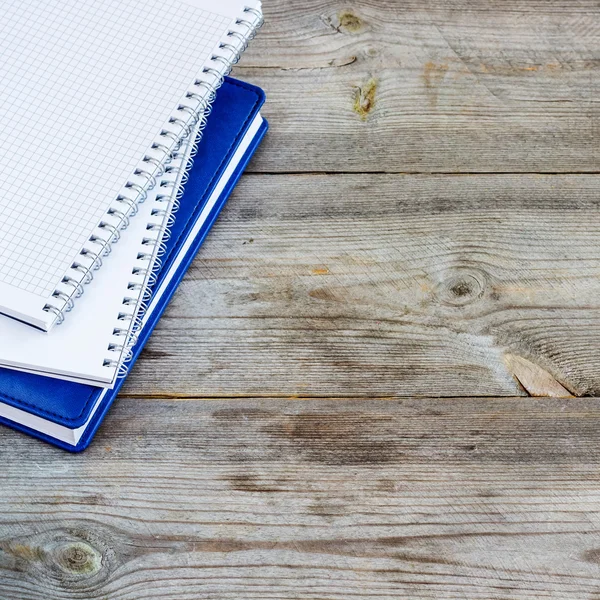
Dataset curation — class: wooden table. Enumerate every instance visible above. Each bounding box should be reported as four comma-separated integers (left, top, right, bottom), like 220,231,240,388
2,1,599,598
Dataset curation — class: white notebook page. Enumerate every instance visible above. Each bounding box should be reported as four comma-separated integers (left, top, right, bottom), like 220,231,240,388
0,118,201,387
0,0,260,329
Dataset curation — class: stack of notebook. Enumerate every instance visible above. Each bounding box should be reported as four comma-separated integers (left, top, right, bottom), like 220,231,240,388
0,0,267,451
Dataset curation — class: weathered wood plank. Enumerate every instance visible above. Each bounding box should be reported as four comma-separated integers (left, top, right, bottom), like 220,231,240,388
232,0,600,173
123,173,600,398
4,3,600,600
2,396,600,599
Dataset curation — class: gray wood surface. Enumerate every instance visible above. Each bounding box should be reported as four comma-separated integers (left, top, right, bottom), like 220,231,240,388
236,0,600,173
2,1,600,598
125,173,600,398
3,397,600,599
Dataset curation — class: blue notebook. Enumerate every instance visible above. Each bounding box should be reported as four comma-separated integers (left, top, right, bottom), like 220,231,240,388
0,78,267,452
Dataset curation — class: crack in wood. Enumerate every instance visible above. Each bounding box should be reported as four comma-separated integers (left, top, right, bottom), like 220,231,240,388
503,354,575,398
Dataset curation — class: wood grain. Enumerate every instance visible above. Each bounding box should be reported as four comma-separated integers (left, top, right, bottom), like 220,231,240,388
2,396,600,599
232,0,600,173
3,2,600,599
123,173,600,398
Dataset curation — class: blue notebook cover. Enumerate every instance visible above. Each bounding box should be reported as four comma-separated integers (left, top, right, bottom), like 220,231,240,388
0,77,267,451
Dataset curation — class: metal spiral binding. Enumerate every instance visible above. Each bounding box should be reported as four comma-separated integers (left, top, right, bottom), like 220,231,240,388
101,5,263,378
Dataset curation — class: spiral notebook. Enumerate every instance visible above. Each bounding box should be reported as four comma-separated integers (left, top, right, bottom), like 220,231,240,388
0,0,262,332
0,78,267,449
0,124,197,387
0,0,262,386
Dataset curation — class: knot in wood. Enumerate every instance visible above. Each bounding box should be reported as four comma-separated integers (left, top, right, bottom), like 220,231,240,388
55,541,102,576
437,269,486,307
337,10,363,34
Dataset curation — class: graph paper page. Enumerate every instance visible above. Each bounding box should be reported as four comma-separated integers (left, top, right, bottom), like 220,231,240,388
0,0,258,330
0,115,202,386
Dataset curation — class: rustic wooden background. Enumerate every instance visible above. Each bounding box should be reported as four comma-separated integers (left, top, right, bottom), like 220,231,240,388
1,1,600,598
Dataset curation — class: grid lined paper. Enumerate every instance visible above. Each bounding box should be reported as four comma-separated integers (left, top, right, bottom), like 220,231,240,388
0,0,233,297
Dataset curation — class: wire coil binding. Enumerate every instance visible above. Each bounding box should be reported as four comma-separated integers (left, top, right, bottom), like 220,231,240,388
98,4,263,378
